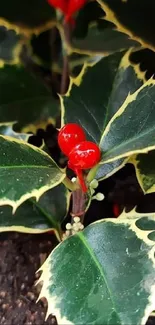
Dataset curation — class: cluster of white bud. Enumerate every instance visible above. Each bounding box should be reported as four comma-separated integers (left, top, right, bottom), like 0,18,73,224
90,179,105,201
62,217,84,240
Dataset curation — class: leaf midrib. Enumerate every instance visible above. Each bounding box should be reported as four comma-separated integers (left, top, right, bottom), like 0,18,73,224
77,231,121,323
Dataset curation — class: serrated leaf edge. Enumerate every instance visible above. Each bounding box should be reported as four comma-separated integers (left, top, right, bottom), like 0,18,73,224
100,77,155,164
0,18,57,36
129,154,155,194
60,49,146,129
96,0,155,52
0,135,65,213
37,213,155,325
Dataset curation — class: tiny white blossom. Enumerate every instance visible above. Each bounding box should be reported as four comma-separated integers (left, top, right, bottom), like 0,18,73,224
74,216,80,223
66,223,72,230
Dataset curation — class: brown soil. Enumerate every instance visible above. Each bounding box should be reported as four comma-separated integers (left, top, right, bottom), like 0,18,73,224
0,232,58,325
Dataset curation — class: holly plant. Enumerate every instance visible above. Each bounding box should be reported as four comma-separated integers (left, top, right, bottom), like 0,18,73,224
1,0,155,324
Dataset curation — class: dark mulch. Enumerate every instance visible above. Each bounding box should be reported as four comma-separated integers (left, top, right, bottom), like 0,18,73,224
0,232,58,325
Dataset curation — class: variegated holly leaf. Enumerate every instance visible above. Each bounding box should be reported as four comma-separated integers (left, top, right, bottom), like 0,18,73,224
0,135,65,211
61,1,139,56
97,0,155,51
0,0,55,34
38,211,155,325
68,21,139,56
129,151,155,194
0,64,58,131
0,26,23,63
61,50,144,180
0,184,70,240
100,78,155,164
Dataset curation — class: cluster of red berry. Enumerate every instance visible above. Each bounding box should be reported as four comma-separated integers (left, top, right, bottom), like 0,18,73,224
58,123,101,192
47,0,87,23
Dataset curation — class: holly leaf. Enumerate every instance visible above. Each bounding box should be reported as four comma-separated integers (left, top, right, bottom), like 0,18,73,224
0,64,59,131
38,212,155,325
100,78,155,164
61,50,144,180
0,26,23,63
0,0,55,33
0,136,65,211
95,158,128,181
97,0,155,51
0,184,70,240
62,1,139,56
129,151,155,194
67,21,140,56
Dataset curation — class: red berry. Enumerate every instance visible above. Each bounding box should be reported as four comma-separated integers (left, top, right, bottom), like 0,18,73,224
68,141,101,169
47,0,67,13
65,0,87,21
47,0,87,23
58,123,86,156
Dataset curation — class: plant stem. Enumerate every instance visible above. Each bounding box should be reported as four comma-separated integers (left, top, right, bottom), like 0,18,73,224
71,189,86,224
60,21,71,95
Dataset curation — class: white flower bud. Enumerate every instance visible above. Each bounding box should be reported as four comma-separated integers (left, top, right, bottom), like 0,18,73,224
72,223,80,231
66,223,72,230
79,223,84,230
90,179,99,189
95,193,105,201
74,216,80,223
66,230,71,237
71,177,77,183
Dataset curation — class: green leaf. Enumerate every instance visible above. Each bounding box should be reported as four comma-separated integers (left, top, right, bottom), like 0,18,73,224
0,0,55,32
69,21,139,56
0,136,65,211
0,184,70,240
95,158,127,181
97,0,155,51
100,78,155,164
62,1,139,56
38,212,155,325
0,26,23,63
129,151,155,194
61,50,144,179
62,51,143,142
0,64,59,131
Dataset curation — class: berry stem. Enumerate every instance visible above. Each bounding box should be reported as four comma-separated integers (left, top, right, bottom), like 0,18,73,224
75,168,88,193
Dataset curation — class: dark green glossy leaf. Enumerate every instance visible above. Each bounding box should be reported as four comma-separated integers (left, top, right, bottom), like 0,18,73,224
0,136,65,211
129,151,155,193
100,79,155,164
64,1,139,55
38,213,155,325
62,51,143,143
0,0,55,30
95,158,126,181
0,64,58,131
71,21,139,55
62,50,143,179
0,184,70,238
97,0,155,50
